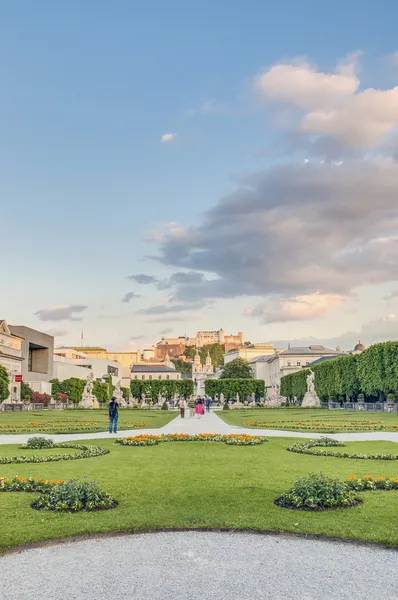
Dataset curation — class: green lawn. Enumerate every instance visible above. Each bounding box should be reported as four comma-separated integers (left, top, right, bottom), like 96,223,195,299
0,437,397,549
0,409,177,434
216,408,398,432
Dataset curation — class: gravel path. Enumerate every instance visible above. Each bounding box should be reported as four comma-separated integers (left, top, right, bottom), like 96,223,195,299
1,410,398,444
0,532,397,600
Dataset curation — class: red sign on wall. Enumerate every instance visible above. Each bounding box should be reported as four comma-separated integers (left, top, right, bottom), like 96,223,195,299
15,375,22,383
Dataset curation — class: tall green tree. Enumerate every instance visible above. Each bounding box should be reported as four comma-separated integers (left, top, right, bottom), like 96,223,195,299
21,381,34,401
199,343,225,368
220,358,252,379
0,365,9,402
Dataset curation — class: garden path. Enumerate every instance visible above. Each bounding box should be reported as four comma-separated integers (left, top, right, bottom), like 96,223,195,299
0,410,398,444
0,531,396,600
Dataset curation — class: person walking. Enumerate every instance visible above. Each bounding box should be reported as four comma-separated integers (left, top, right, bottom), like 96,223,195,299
179,398,187,418
195,397,204,419
109,396,119,434
205,397,211,413
188,396,196,418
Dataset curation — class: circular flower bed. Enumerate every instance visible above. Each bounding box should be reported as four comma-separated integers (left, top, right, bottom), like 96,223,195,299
0,476,117,512
0,439,109,464
275,472,361,511
287,437,398,460
276,472,398,511
244,419,398,432
117,433,267,447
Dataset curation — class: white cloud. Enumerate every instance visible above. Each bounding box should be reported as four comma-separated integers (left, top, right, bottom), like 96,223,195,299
246,293,346,323
161,133,177,143
34,305,87,322
384,289,398,301
255,55,398,149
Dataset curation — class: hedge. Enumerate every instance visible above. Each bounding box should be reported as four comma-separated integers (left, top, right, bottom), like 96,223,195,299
280,341,398,401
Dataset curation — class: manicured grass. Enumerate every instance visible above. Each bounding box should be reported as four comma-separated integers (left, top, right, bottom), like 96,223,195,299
216,408,398,432
0,409,177,434
0,437,397,549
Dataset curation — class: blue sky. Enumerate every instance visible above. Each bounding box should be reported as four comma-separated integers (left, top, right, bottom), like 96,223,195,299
2,0,398,351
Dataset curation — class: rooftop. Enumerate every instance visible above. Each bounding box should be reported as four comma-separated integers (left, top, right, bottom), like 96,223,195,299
309,356,340,367
280,346,344,356
131,364,177,373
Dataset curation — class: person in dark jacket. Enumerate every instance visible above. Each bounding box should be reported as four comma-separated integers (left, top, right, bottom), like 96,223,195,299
109,397,119,433
205,397,211,412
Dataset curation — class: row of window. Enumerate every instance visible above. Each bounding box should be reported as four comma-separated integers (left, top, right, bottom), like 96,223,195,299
134,375,171,380
286,361,310,367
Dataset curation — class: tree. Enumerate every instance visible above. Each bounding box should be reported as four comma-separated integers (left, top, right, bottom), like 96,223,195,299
21,381,34,401
62,378,86,404
171,359,192,374
183,346,196,360
93,381,109,404
280,369,308,400
220,358,252,379
121,387,130,401
0,365,9,402
199,343,225,368
179,379,194,399
357,342,398,399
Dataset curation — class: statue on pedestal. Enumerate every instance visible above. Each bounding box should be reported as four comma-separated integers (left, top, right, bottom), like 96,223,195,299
79,372,100,409
113,379,127,407
301,370,321,408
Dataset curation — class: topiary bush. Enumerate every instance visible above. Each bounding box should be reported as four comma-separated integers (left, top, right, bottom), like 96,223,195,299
32,479,117,512
24,437,55,449
161,400,168,410
223,402,229,410
275,472,360,511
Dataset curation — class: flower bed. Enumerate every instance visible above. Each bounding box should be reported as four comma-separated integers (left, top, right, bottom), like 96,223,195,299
0,476,117,512
275,472,361,511
117,433,267,447
276,472,398,511
244,419,398,432
0,441,109,464
0,420,150,434
287,437,398,460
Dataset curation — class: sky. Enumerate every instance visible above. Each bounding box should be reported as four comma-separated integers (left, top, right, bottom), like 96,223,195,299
2,0,398,352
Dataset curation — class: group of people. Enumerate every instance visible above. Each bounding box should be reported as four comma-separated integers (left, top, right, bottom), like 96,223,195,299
180,396,211,418
108,394,212,433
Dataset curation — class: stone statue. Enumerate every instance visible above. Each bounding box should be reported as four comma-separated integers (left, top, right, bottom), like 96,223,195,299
301,369,321,408
85,372,94,396
79,372,100,409
306,371,315,395
113,379,127,407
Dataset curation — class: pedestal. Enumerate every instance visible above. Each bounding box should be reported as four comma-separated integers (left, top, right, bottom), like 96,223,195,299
301,392,321,408
79,395,100,409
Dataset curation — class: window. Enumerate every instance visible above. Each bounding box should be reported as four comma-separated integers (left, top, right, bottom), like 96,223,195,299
134,376,138,380
287,362,291,366
158,375,162,380
166,375,169,380
141,375,145,380
28,349,33,372
306,361,310,365
149,375,152,380
297,361,301,366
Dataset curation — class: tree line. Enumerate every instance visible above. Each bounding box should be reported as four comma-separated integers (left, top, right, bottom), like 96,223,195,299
280,342,398,402
130,379,194,400
205,379,265,400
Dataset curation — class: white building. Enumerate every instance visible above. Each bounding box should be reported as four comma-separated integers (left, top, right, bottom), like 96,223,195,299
192,350,214,396
224,344,277,364
131,364,181,381
53,349,122,385
0,320,23,402
264,345,345,396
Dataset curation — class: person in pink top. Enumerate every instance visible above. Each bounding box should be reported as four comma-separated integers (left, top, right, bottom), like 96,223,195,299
195,398,204,418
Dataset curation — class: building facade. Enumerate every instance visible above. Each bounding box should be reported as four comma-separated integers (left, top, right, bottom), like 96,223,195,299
131,364,181,381
192,350,214,396
10,326,54,384
0,320,23,402
266,346,346,393
53,349,122,384
224,344,277,364
69,347,141,369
